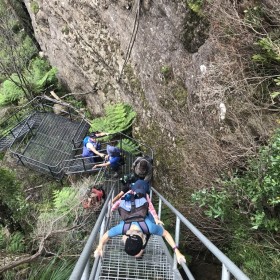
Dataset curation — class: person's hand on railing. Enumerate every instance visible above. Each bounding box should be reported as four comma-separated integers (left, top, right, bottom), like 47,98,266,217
175,249,186,265
94,244,103,258
155,218,164,225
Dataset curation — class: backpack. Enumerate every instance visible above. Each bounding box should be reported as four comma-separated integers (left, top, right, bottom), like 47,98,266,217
118,185,150,234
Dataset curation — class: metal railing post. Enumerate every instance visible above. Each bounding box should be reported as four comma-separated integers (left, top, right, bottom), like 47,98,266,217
221,263,231,280
158,198,162,220
173,216,180,270
81,261,90,280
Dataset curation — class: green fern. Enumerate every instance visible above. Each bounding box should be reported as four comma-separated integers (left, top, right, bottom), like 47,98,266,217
53,187,79,214
90,103,136,134
0,57,58,107
117,138,140,155
27,57,58,94
6,231,25,253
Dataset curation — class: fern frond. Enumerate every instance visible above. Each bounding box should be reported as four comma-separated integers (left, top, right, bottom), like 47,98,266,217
118,138,140,155
90,103,136,134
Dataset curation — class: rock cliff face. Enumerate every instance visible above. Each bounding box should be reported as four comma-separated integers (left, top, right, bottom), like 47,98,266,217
23,0,212,197
22,0,274,212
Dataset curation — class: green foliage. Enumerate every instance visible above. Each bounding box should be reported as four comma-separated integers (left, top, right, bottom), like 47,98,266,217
0,168,28,218
192,129,280,231
53,187,79,214
185,0,204,15
30,1,40,14
0,57,58,107
271,77,280,100
0,226,25,253
160,65,173,83
228,236,280,280
117,138,140,156
28,258,75,280
0,74,26,105
65,96,86,110
244,6,263,28
90,103,136,134
192,130,280,279
191,187,230,220
62,25,70,35
252,37,280,64
6,231,25,253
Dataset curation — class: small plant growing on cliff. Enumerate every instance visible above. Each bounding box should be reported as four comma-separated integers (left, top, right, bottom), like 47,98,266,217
62,25,70,35
160,65,173,82
185,0,204,15
30,1,39,14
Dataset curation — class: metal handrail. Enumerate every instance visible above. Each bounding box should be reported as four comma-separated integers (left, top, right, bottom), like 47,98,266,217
150,188,250,280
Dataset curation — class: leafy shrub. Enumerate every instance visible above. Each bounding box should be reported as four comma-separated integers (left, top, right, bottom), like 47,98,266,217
0,57,58,107
0,75,26,106
228,237,280,280
191,187,230,220
252,36,280,63
192,130,280,279
192,128,280,231
0,168,28,220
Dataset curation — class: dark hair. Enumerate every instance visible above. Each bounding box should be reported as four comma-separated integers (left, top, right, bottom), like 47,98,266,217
139,160,148,172
124,235,143,256
89,132,96,138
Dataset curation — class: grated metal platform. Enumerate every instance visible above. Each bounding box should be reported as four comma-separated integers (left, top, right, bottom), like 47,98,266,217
10,112,90,178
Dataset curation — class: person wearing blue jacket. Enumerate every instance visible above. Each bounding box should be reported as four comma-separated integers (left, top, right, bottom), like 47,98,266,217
82,132,108,163
92,141,122,177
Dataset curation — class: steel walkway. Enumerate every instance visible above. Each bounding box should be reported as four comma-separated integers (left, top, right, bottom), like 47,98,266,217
69,153,250,280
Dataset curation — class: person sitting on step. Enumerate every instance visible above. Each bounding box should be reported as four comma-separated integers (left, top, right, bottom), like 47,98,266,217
82,186,106,210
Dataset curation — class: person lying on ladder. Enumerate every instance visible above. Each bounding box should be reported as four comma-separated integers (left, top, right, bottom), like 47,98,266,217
94,180,186,264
